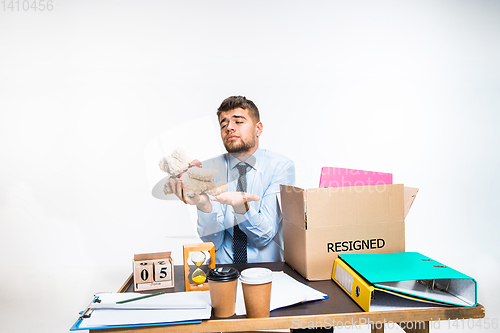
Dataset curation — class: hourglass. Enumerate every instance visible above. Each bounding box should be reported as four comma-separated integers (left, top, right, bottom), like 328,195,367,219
183,242,215,291
190,251,207,285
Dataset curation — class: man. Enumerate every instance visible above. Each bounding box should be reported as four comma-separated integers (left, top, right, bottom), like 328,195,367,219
170,96,295,264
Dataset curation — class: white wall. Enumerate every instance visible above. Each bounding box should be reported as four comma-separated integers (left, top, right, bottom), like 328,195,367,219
1,1,499,332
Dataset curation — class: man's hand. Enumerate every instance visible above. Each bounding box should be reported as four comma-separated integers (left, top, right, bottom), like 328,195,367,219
169,179,212,213
211,191,260,214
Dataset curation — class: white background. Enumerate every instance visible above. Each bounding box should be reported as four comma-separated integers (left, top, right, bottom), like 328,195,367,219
1,1,499,332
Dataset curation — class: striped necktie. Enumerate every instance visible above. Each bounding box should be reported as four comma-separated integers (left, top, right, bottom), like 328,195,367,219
233,162,249,263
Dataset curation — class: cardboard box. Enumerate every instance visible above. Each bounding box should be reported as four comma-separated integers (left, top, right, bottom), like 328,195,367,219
280,184,418,281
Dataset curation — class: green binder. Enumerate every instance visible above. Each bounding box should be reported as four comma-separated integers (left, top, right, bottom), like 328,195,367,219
339,252,477,307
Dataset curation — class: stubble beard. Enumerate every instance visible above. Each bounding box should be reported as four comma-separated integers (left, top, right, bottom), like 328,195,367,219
224,137,256,154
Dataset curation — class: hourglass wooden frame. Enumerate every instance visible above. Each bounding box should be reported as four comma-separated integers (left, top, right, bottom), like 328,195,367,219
183,242,215,292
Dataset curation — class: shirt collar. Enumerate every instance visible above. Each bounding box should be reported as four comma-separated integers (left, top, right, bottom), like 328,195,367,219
228,148,262,171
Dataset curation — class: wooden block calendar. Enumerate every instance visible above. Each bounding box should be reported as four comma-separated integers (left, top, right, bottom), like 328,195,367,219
133,252,174,292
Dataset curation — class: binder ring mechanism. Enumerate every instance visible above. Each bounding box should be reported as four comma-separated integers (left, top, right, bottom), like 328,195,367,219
417,279,451,292
417,259,451,292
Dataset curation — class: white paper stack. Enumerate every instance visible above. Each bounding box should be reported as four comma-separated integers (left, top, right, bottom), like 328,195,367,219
235,271,328,315
74,291,212,330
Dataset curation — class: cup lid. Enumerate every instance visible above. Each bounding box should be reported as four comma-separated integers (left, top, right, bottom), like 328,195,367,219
239,267,273,284
206,267,240,282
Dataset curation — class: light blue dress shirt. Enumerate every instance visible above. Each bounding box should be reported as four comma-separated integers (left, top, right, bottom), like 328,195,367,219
197,148,295,264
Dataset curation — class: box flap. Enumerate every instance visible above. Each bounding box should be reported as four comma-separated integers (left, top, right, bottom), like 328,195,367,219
280,185,306,230
404,187,419,219
283,219,309,278
305,184,404,228
276,193,282,215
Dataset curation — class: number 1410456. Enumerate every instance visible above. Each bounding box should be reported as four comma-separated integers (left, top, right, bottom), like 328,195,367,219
1,0,54,11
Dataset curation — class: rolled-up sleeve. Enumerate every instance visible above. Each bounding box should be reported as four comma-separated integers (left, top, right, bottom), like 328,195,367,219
197,200,225,251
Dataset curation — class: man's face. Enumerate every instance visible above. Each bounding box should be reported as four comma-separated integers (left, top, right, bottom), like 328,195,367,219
219,108,262,154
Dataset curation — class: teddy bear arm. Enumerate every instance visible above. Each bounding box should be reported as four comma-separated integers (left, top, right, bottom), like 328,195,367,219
187,167,219,182
205,181,228,196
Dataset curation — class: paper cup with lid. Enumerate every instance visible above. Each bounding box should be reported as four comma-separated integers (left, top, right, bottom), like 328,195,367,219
206,267,240,318
239,267,273,318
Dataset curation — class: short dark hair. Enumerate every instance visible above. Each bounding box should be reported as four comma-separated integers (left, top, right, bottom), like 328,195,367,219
217,96,260,123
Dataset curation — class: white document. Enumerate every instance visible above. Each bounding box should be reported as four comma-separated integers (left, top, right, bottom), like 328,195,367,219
76,271,327,330
77,291,211,329
235,271,328,316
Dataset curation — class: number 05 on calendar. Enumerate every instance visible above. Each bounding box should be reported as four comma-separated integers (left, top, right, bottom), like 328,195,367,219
133,252,175,291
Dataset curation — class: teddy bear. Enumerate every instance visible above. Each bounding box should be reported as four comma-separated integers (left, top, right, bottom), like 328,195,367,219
159,148,228,197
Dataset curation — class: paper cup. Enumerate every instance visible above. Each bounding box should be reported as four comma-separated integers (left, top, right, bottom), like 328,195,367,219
207,267,240,318
240,268,273,318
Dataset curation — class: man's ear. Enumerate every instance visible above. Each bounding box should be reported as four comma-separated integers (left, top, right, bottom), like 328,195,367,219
255,121,263,137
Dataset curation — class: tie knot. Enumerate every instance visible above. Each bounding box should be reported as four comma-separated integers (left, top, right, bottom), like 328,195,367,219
236,163,248,176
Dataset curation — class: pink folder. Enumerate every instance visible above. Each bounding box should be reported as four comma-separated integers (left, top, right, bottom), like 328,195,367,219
319,167,393,188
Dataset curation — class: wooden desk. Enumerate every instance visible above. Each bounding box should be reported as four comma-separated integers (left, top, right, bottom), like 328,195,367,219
93,262,485,333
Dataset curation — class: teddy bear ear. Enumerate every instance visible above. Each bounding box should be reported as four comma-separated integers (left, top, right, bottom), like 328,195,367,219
164,148,191,175
159,158,169,172
171,148,190,164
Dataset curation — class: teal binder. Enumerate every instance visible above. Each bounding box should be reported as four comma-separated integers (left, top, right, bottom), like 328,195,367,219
339,252,477,307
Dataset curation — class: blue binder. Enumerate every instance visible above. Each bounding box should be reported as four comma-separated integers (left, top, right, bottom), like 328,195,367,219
71,318,201,331
339,252,477,307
